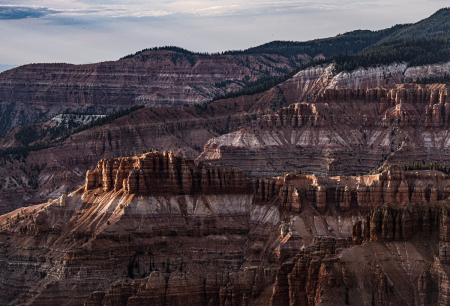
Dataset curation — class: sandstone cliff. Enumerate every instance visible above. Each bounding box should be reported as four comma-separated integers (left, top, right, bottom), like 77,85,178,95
85,150,250,195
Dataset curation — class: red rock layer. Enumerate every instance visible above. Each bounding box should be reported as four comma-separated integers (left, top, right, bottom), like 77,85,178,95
254,165,450,213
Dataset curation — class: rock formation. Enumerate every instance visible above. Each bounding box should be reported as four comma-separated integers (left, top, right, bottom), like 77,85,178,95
253,165,450,214
85,151,251,195
0,152,449,304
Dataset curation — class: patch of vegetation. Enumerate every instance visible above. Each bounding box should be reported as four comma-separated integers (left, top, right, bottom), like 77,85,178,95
0,105,144,161
400,161,450,174
120,46,210,60
14,125,40,146
224,26,408,58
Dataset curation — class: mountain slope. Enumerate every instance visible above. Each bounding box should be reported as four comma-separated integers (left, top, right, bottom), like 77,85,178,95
224,8,450,59
380,7,450,42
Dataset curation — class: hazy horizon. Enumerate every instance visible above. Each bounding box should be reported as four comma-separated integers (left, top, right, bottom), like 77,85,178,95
0,1,449,67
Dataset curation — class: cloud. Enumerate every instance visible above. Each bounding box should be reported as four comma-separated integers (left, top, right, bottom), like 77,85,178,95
0,6,57,20
0,1,377,21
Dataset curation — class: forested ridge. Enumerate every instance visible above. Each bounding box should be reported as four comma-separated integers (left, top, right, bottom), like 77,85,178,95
332,35,450,73
121,8,450,61
213,35,450,102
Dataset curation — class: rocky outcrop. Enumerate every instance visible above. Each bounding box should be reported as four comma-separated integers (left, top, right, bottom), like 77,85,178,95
85,151,251,195
364,204,437,241
253,165,450,214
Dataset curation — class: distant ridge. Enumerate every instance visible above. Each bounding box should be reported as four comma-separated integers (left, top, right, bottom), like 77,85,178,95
121,8,450,64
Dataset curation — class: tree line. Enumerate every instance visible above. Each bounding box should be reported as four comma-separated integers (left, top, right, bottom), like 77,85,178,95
400,161,450,174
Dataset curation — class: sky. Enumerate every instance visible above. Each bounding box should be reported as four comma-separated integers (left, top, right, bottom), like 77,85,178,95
0,0,449,68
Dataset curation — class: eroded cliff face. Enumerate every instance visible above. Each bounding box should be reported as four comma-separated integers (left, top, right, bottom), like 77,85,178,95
0,151,349,305
0,50,308,133
0,153,450,305
199,84,450,176
85,150,250,195
0,152,274,305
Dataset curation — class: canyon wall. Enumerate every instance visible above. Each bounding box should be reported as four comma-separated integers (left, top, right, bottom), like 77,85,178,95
2,63,450,214
0,152,355,305
199,84,450,176
0,63,336,214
